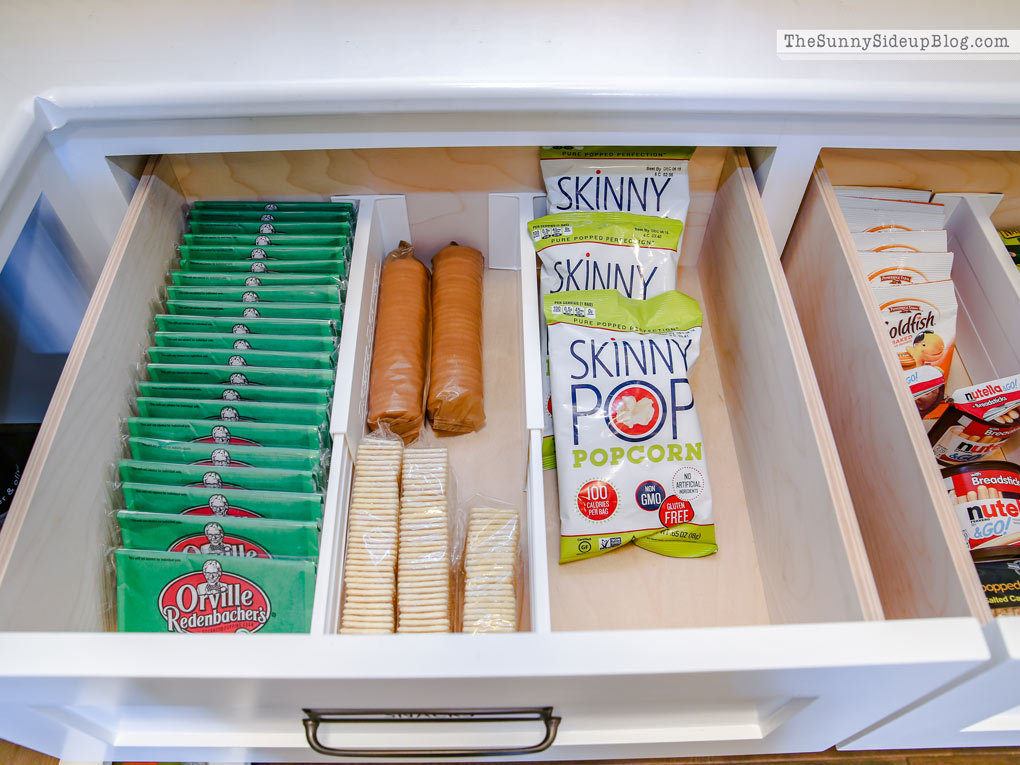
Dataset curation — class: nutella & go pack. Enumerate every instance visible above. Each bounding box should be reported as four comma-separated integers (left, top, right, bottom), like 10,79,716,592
944,461,1020,550
930,375,1020,466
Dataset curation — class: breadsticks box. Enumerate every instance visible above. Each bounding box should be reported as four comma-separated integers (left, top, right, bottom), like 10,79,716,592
544,289,715,562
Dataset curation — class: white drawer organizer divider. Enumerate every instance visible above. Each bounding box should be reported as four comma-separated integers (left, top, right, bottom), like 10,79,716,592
0,150,996,763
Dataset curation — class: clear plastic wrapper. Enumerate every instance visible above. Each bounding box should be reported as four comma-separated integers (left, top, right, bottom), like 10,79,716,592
170,271,347,289
339,432,404,634
116,548,315,633
164,299,342,322
858,251,954,286
152,331,336,354
126,436,325,475
397,446,452,633
189,209,353,224
178,245,349,262
165,284,343,304
126,416,326,450
135,397,328,429
459,502,521,634
187,221,352,236
177,259,348,277
117,510,320,559
137,381,330,406
146,363,334,389
153,313,337,337
191,200,356,214
117,459,320,494
428,243,485,435
366,241,431,445
183,233,349,248
147,346,335,370
838,196,945,232
121,482,323,522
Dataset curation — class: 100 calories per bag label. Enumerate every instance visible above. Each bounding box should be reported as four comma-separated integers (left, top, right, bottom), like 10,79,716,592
544,289,716,562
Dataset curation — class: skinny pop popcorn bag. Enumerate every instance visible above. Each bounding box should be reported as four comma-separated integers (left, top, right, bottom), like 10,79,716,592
544,289,716,562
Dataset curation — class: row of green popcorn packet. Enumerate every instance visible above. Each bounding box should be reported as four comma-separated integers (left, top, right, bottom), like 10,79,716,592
116,199,352,634
999,229,1020,270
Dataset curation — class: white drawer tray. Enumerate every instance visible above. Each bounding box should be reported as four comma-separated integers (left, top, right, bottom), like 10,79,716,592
0,148,989,762
784,151,1020,750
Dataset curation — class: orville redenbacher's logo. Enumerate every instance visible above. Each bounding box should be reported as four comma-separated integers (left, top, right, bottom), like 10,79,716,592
159,559,271,633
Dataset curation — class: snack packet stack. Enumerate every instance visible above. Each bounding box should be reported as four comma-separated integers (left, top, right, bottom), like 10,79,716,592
836,187,957,421
115,199,355,633
998,229,1020,274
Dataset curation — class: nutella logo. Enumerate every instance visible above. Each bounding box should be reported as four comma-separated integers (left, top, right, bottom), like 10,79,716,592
965,383,1005,401
158,559,270,633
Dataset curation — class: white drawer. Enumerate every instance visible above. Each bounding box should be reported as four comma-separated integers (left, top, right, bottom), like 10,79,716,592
0,148,990,762
784,150,1020,750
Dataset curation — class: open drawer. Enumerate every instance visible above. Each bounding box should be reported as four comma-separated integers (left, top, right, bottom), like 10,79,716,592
0,148,989,763
783,149,1020,750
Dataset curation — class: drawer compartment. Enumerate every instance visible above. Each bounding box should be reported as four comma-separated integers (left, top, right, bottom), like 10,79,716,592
0,147,990,762
783,149,1020,749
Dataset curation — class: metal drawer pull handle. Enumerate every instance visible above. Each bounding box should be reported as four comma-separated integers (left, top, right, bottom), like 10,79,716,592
302,706,560,758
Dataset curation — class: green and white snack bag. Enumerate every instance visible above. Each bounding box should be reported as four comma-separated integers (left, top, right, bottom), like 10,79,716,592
117,510,320,559
189,209,352,223
178,259,347,276
122,482,322,522
116,548,316,633
529,212,685,470
165,300,341,322
183,233,349,247
544,290,715,562
153,332,336,354
166,284,342,304
118,459,320,494
170,271,345,288
127,437,324,474
192,199,356,213
540,146,693,220
146,363,334,389
154,314,337,338
127,417,325,450
135,397,328,428
178,245,349,262
119,511,318,559
138,381,330,406
188,221,353,236
147,346,335,370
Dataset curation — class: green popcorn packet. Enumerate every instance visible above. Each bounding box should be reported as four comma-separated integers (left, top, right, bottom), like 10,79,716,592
116,548,316,633
153,313,337,338
118,510,318,560
192,199,356,213
138,381,330,406
147,346,335,370
127,417,325,450
127,437,324,474
183,233,349,248
118,459,320,494
122,482,323,522
165,284,343,304
135,397,328,429
178,259,347,277
178,245,349,261
153,332,336,354
999,229,1020,269
188,221,353,236
117,510,320,559
165,300,342,322
146,363,334,389
170,271,346,288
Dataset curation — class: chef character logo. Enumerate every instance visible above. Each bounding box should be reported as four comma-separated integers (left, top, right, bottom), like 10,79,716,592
232,323,250,335
605,381,667,441
168,522,267,558
242,307,261,319
244,277,262,287
263,204,278,212
255,235,271,246
216,406,248,422
228,373,248,385
203,472,223,489
201,523,229,554
221,389,241,401
228,355,247,367
158,561,271,633
259,223,275,234
181,493,260,518
250,262,267,274
193,425,259,447
209,494,229,516
194,448,252,468
250,248,267,259
242,291,260,303
232,339,251,351
260,214,274,222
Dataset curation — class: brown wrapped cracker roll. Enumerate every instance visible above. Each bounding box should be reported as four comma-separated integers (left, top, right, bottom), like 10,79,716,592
428,243,485,434
367,241,430,444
